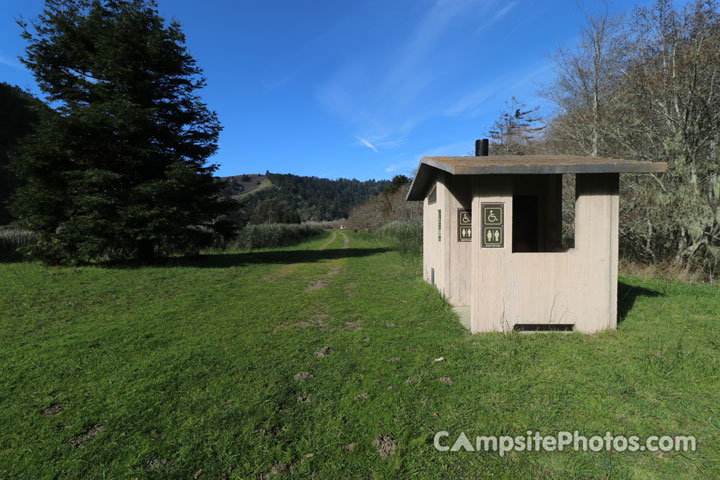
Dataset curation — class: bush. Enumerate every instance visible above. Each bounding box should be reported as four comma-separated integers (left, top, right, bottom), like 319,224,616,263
376,220,422,254
224,223,325,250
0,226,37,260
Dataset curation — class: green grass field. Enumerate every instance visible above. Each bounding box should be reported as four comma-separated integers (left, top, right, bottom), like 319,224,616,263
1,231,718,479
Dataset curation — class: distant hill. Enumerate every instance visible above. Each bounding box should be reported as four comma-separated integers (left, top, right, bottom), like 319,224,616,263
217,172,390,224
218,174,274,199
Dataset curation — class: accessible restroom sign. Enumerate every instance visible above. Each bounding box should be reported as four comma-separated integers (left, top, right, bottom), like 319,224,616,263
481,203,504,248
458,209,472,242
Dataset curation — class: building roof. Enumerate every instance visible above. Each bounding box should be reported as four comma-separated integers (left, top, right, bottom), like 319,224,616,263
406,155,668,201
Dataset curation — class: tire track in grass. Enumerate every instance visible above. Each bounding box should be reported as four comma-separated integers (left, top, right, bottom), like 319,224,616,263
340,231,350,249
319,231,337,250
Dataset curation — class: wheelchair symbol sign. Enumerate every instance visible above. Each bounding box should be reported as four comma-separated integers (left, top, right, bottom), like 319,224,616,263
483,206,502,225
481,203,504,248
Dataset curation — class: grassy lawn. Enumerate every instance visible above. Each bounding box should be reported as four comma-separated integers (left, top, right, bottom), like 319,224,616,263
0,231,718,479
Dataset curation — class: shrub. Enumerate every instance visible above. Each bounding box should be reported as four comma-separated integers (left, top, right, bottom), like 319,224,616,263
0,226,37,260
224,223,325,250
376,220,422,254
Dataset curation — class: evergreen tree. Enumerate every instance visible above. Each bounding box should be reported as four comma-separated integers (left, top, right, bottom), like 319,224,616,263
0,83,49,225
12,0,234,263
487,97,544,155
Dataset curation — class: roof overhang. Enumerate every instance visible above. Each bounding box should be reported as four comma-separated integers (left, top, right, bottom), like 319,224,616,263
406,155,668,201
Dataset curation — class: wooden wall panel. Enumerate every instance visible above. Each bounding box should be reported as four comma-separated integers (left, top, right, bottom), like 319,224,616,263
468,173,619,333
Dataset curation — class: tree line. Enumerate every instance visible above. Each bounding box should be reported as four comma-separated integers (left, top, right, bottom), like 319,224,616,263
232,173,389,226
485,0,720,274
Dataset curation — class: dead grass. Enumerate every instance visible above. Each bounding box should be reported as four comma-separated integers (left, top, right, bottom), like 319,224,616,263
619,259,707,283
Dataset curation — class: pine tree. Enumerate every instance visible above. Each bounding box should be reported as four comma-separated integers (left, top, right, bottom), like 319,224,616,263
0,83,49,225
12,0,234,263
487,97,544,155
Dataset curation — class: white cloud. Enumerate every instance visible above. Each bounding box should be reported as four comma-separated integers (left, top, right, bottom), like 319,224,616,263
317,0,529,163
357,136,379,153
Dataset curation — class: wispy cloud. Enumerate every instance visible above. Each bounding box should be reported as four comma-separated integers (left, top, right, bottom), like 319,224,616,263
357,137,379,153
318,0,504,147
386,139,473,174
385,158,416,174
263,72,296,92
444,64,553,118
473,1,517,35
416,140,475,158
0,54,24,71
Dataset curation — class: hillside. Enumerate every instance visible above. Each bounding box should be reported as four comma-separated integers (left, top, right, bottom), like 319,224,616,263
218,172,390,224
217,173,273,199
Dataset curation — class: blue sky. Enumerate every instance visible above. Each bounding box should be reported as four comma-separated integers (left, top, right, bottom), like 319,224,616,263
1,0,650,180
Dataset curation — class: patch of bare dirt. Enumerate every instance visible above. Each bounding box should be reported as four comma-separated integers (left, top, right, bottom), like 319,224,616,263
343,442,357,453
262,264,299,282
344,319,363,331
314,346,333,358
259,462,290,479
355,392,370,400
344,282,357,299
42,404,65,416
145,457,168,471
274,313,328,331
373,434,396,459
387,357,400,362
72,425,104,448
304,279,328,292
294,372,314,381
304,264,347,292
439,377,453,385
319,231,337,250
297,394,311,403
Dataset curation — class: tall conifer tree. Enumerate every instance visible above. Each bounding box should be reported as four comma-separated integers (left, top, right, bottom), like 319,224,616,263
13,0,234,263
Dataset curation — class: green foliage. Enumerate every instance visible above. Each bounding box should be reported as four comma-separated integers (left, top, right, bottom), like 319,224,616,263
383,175,410,195
0,83,49,225
540,0,720,272
0,226,37,260
0,233,718,477
232,173,390,224
228,223,325,249
347,178,421,230
12,0,234,264
376,220,422,254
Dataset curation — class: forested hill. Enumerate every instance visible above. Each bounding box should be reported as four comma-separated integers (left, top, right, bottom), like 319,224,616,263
217,172,390,224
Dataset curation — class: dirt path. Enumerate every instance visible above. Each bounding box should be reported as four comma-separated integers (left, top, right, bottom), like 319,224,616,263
340,231,350,249
319,231,337,250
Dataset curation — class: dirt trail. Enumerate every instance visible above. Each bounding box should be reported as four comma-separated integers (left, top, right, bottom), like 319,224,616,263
319,231,337,250
340,231,350,249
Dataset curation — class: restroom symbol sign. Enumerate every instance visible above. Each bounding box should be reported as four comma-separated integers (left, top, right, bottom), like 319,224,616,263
457,209,472,242
483,227,502,246
481,203,504,248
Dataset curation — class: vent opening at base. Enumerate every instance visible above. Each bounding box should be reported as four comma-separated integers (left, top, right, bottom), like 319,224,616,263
513,324,574,332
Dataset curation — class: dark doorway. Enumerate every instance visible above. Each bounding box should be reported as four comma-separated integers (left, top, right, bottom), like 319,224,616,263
513,195,539,252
